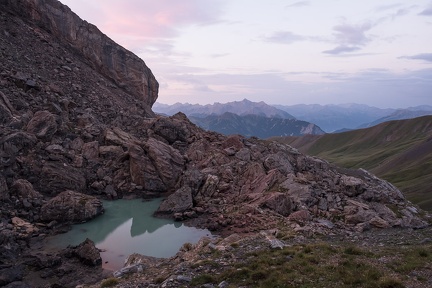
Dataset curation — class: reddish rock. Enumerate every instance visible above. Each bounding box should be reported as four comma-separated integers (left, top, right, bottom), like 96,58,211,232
82,141,99,160
288,210,311,223
10,179,42,200
26,111,57,140
145,137,185,188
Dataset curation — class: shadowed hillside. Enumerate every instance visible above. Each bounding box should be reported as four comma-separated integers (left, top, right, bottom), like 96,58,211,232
272,116,432,211
189,112,325,138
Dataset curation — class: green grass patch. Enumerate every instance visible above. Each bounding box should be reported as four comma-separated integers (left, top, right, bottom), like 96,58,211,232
191,241,432,288
391,246,432,273
190,274,217,286
100,278,119,288
378,277,405,288
273,116,432,211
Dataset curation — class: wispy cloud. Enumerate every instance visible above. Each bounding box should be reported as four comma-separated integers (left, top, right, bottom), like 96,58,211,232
333,22,373,46
323,22,374,55
418,1,432,15
99,0,227,38
400,53,432,62
419,7,432,16
262,31,306,44
61,0,231,67
286,1,309,8
210,53,230,58
378,5,417,22
158,69,432,108
375,3,403,12
62,0,228,52
323,46,361,55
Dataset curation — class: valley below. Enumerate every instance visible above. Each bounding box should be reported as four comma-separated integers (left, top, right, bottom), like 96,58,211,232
272,116,432,212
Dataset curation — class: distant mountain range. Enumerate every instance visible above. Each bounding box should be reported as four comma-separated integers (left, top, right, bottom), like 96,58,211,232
154,99,295,119
271,116,432,211
358,108,432,129
154,99,324,138
275,103,432,132
189,112,325,138
154,100,432,134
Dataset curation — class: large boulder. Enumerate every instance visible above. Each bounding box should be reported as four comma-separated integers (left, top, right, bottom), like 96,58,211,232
40,190,103,223
157,186,193,214
145,137,185,188
0,91,14,124
128,145,166,192
70,238,102,266
10,179,42,200
260,193,294,217
40,162,86,194
26,110,58,140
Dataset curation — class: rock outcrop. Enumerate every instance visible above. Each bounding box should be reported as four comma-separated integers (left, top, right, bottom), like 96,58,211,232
0,0,158,107
69,238,102,266
150,114,428,233
40,190,104,223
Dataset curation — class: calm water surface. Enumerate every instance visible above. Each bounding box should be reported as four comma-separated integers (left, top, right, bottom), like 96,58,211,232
46,198,211,270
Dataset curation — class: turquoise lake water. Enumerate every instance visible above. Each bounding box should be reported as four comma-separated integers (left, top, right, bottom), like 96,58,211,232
45,198,211,270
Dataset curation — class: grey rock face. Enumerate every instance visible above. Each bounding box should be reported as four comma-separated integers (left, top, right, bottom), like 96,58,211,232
260,193,294,217
157,186,193,213
40,190,103,223
70,238,102,266
40,162,86,194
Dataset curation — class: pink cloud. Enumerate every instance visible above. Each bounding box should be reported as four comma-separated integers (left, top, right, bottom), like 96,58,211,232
93,0,227,39
60,0,227,55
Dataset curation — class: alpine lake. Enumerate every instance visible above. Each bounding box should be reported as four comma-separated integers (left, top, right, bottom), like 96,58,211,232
45,198,212,270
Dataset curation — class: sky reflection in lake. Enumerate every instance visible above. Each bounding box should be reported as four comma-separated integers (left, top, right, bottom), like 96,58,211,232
46,198,211,270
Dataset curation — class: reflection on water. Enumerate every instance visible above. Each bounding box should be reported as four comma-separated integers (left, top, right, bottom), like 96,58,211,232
45,198,211,270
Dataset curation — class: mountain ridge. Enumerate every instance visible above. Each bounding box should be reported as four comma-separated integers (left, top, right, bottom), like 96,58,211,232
189,112,325,138
271,115,432,211
154,99,295,119
157,101,432,133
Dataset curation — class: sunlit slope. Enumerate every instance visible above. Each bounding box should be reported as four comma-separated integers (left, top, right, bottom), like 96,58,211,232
272,116,432,211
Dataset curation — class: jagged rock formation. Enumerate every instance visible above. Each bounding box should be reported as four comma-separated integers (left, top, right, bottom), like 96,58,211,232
0,1,429,287
149,114,426,232
40,190,104,223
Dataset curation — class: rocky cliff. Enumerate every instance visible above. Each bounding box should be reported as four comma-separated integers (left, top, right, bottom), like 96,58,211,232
0,1,430,287
0,0,158,107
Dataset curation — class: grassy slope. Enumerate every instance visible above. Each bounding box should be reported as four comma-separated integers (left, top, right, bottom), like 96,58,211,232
195,242,432,288
271,116,432,211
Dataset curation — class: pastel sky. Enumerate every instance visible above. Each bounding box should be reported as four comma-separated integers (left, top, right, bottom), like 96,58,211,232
58,0,432,108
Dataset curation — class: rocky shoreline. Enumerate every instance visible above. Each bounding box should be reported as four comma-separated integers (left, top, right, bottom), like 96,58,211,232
86,226,432,288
